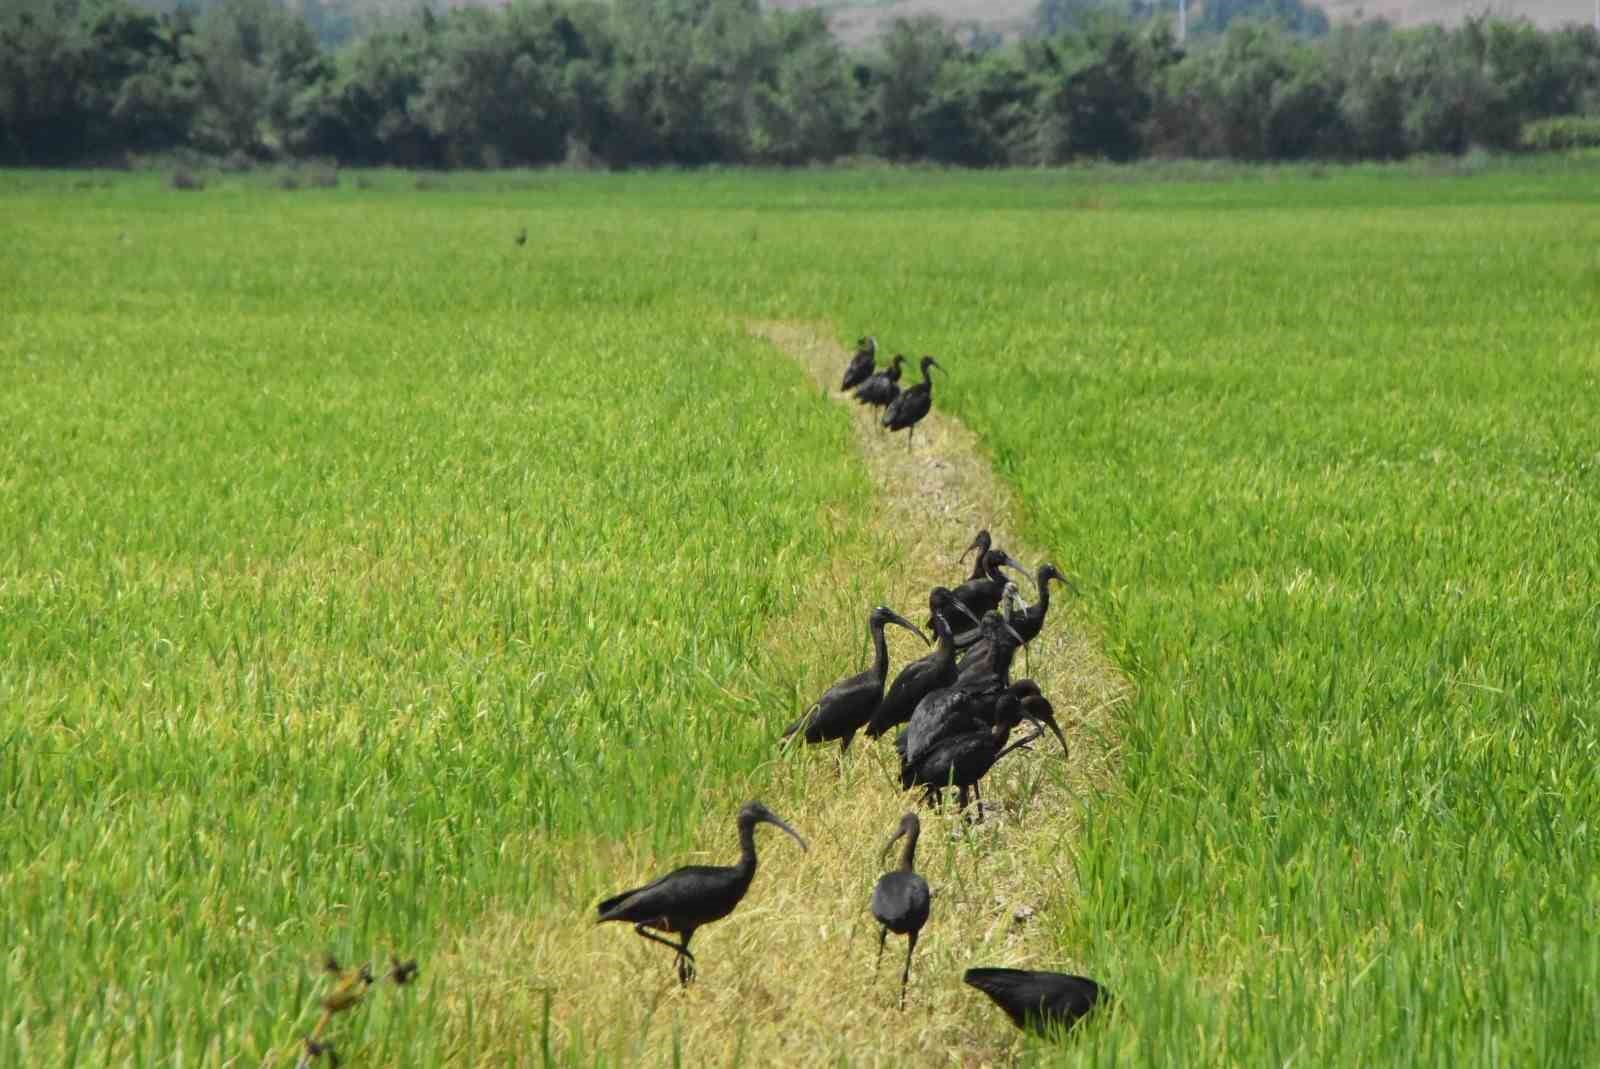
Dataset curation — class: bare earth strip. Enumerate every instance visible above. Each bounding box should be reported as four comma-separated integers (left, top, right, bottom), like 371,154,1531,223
425,321,1130,1067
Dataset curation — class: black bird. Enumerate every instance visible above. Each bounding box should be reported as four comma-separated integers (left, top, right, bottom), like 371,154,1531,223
883,355,941,450
841,335,878,392
870,813,931,1009
953,580,1023,666
596,801,807,985
854,354,905,418
865,594,976,740
898,615,1027,773
962,563,1076,675
958,529,992,582
784,606,928,753
514,226,527,246
905,693,1050,814
963,968,1108,1035
943,548,1030,632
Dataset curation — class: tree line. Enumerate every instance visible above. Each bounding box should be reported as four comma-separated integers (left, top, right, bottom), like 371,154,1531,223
3,0,1599,169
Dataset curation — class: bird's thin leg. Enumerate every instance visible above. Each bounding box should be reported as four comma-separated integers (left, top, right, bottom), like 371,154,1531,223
907,425,914,452
1024,642,1032,677
900,931,918,1010
633,924,696,966
876,927,887,973
677,931,696,985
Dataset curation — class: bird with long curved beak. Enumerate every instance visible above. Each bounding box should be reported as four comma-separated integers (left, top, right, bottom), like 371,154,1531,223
784,606,929,754
869,812,931,1009
596,801,808,985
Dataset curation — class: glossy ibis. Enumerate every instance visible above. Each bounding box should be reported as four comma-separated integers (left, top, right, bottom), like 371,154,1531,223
883,355,942,450
784,606,928,753
854,355,905,419
906,695,1051,815
596,801,807,985
945,548,1030,629
870,813,931,1009
840,336,878,391
898,615,1026,771
963,967,1108,1035
959,529,992,581
865,597,976,740
963,563,1076,675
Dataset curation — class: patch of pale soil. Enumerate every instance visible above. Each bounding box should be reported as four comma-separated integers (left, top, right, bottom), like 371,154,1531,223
414,321,1131,1068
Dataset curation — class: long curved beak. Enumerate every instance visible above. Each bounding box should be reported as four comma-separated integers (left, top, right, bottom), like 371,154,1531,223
879,827,906,866
1002,555,1034,586
762,813,809,852
959,534,985,564
1027,709,1069,755
927,358,943,375
885,609,930,646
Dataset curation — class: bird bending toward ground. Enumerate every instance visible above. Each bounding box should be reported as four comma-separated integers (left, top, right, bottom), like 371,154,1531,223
596,801,807,985
963,967,1109,1035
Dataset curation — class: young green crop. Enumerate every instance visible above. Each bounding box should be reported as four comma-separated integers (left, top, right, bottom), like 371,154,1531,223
3,158,1598,1066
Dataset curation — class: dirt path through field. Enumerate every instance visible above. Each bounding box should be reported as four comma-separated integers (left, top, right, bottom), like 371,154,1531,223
430,321,1130,1067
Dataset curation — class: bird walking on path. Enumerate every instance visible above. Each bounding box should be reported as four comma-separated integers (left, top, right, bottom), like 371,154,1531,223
866,590,978,740
841,336,878,392
854,355,905,420
784,606,928,754
883,355,941,449
870,813,931,1009
596,801,807,986
905,688,1063,816
963,967,1108,1035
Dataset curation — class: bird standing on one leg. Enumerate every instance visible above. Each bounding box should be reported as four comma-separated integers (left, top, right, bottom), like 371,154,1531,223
596,801,807,986
883,355,941,450
870,812,931,1009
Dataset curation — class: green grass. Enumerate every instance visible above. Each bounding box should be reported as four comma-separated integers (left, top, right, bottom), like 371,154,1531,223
3,157,1599,1065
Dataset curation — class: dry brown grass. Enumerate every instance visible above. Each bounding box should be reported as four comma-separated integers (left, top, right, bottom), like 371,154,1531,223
423,321,1130,1067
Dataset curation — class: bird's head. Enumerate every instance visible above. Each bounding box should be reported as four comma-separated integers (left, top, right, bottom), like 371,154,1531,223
1020,691,1069,755
739,801,808,852
871,605,929,646
921,355,942,377
959,529,992,565
984,547,1031,587
879,811,921,865
1039,562,1079,596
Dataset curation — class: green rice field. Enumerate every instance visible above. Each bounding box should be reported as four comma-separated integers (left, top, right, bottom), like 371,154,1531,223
3,159,1599,1066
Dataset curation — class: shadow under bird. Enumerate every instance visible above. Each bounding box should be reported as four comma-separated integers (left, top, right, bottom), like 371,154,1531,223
963,967,1109,1036
854,354,905,419
596,801,807,985
870,812,931,1009
882,355,942,449
865,591,978,740
784,605,928,754
905,690,1056,814
840,335,878,391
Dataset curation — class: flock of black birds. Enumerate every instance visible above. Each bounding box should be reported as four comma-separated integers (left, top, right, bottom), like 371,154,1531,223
595,335,1106,1045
